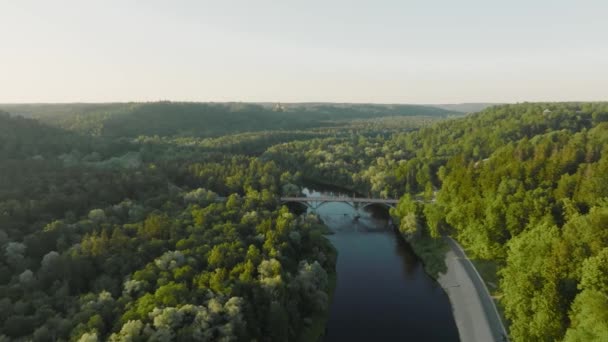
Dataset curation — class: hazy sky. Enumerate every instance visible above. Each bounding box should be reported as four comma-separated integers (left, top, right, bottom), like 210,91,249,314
1,0,607,103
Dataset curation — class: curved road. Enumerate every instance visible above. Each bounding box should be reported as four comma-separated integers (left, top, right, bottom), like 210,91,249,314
437,237,509,342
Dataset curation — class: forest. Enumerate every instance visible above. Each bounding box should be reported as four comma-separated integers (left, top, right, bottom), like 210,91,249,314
264,102,608,341
1,102,607,341
0,102,454,138
0,110,337,341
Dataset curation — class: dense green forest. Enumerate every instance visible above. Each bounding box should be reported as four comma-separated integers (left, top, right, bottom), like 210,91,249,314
1,102,454,138
1,102,607,341
264,102,608,341
0,109,338,341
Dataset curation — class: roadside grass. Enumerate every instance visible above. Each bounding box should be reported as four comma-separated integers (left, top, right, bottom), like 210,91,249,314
469,258,499,291
402,222,513,337
407,235,450,279
468,254,511,332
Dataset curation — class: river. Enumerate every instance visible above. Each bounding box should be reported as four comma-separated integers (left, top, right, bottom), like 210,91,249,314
300,187,459,341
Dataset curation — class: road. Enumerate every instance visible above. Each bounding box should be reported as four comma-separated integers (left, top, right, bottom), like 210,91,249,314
437,237,509,342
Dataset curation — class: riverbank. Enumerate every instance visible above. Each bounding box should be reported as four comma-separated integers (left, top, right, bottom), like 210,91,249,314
299,272,337,342
402,233,450,278
436,237,508,342
299,232,338,342
298,185,458,341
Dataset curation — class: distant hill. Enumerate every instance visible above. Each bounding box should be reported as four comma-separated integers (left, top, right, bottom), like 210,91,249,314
262,102,459,118
0,110,131,159
0,110,76,157
0,102,457,138
429,103,501,113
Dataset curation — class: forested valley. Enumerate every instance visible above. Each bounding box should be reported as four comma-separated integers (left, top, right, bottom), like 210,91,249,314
1,102,607,341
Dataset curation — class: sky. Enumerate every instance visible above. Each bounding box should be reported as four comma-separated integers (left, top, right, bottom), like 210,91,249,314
1,0,607,104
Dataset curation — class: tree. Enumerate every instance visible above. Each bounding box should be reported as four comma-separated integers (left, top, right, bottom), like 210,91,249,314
154,282,188,307
140,213,171,239
563,248,608,340
267,301,288,342
5,241,26,270
258,259,283,291
77,332,99,342
500,223,565,341
88,209,106,223
423,204,444,238
109,320,145,342
564,289,608,341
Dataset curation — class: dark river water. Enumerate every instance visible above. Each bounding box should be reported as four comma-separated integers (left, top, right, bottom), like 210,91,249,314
300,187,459,341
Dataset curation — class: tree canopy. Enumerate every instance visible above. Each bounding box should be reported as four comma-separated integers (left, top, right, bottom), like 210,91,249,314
1,102,607,341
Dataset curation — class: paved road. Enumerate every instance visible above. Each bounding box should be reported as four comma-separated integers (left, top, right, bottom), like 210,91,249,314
437,237,509,342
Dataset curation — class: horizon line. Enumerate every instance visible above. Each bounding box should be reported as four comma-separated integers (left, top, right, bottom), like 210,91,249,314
2,100,607,106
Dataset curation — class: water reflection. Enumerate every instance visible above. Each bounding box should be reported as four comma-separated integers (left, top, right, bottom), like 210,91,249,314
393,232,423,280
299,187,459,342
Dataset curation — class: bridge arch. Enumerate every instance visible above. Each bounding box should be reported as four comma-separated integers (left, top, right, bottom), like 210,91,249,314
280,196,398,212
281,200,356,211
360,202,396,210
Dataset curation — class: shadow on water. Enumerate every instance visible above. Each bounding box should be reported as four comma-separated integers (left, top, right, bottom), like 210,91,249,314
291,186,459,342
393,228,421,279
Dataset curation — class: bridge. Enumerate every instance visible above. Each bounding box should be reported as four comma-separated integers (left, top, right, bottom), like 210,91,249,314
280,196,399,210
